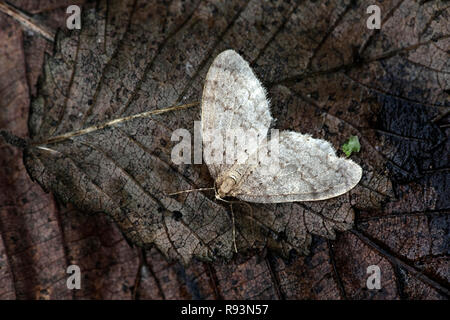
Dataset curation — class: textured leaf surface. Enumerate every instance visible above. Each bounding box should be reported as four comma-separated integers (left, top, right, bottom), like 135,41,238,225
22,0,390,263
0,0,448,299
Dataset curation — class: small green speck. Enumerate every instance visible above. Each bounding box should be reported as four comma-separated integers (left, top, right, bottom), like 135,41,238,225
341,135,361,157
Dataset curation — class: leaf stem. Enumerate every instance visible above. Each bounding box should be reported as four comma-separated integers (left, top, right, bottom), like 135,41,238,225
0,1,55,42
33,101,200,146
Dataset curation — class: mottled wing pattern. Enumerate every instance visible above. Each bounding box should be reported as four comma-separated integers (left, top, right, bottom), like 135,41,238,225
201,50,273,179
234,131,363,203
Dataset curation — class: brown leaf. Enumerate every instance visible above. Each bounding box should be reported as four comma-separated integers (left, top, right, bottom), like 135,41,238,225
1,0,448,299
22,0,389,263
0,12,69,299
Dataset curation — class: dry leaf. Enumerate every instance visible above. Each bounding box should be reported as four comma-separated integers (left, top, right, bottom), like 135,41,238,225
22,1,396,263
1,0,448,299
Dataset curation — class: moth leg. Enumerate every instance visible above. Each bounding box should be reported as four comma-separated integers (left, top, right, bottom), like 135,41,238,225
233,201,255,238
243,202,255,238
230,202,238,253
216,197,256,252
218,196,238,253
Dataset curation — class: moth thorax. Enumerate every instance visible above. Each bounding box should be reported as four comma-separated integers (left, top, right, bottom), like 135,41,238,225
217,177,236,198
217,171,241,198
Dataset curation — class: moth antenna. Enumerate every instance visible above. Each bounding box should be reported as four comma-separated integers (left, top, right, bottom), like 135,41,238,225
166,187,215,196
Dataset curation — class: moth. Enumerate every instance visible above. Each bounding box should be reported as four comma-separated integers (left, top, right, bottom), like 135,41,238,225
201,50,362,203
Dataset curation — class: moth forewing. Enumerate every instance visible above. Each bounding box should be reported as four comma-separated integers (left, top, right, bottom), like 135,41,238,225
201,49,273,182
